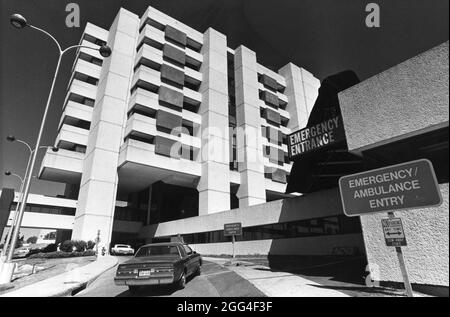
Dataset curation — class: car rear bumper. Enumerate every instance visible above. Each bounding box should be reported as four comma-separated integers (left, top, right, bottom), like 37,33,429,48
114,276,175,286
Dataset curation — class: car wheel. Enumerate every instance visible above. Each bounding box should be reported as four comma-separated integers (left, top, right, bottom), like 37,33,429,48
128,286,139,294
177,272,186,289
195,264,201,276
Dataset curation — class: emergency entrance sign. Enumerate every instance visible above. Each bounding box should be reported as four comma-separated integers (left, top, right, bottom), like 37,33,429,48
339,159,442,216
382,218,406,247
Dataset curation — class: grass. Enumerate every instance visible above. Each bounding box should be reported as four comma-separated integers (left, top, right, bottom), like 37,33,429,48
0,256,96,295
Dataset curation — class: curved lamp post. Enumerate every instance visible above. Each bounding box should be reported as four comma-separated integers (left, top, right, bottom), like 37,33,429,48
1,14,111,284
1,137,58,260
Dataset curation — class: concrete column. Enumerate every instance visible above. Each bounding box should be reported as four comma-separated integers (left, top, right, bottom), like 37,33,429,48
196,28,231,215
72,9,139,246
234,46,266,207
278,63,320,130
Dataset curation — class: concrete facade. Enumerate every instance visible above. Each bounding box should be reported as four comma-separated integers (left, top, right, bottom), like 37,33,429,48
72,9,140,246
360,183,448,287
338,41,449,288
38,6,320,245
339,41,449,154
139,187,364,256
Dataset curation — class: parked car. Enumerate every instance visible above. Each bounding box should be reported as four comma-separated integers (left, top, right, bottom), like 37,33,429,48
114,242,202,293
111,244,135,255
13,247,30,258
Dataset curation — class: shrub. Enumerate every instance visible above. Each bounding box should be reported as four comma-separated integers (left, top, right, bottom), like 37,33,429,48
26,236,38,244
59,240,74,252
71,240,86,252
87,240,96,250
28,250,96,259
83,250,96,256
59,240,88,252
42,243,58,253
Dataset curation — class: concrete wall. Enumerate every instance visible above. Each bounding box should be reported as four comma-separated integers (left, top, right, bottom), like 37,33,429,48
72,9,140,244
140,188,364,255
189,233,364,256
140,187,345,237
338,41,449,153
361,183,449,287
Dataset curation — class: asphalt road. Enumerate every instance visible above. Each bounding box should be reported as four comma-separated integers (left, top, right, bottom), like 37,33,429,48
76,256,265,297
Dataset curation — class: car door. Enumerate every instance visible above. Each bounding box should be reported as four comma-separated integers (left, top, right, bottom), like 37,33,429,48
182,245,197,275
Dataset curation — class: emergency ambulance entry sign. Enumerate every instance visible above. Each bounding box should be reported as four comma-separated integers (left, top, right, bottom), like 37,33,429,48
339,159,442,216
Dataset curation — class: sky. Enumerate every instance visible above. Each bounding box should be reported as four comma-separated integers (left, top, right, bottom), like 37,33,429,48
0,0,448,196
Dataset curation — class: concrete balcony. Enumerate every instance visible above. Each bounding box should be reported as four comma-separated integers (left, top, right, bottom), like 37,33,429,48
258,100,290,121
59,101,93,130
140,6,203,47
131,65,161,92
83,22,108,42
56,124,89,148
138,24,165,49
67,78,97,101
128,88,159,114
184,66,202,85
73,58,102,80
135,43,164,69
265,178,287,194
118,138,201,195
39,148,84,183
136,44,202,86
262,138,288,152
125,113,200,149
257,64,287,89
125,113,157,140
263,158,291,173
128,88,201,125
185,47,203,67
7,210,74,230
277,92,288,104
183,86,202,106
76,39,104,63
229,170,241,185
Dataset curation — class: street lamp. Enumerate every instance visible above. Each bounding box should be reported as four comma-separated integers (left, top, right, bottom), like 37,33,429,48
1,138,59,262
10,14,27,29
0,13,110,284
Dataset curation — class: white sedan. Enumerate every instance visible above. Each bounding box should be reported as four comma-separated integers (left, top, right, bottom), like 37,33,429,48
111,244,135,256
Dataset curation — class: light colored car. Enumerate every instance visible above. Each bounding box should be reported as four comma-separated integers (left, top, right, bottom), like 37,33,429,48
111,244,134,255
13,247,30,258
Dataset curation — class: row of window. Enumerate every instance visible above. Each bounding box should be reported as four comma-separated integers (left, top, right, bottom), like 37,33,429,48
10,203,76,216
168,214,362,244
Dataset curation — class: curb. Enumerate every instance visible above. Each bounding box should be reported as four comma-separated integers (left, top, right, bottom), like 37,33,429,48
53,257,119,297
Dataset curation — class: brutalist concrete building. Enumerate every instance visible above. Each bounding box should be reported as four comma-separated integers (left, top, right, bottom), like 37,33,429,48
38,6,321,245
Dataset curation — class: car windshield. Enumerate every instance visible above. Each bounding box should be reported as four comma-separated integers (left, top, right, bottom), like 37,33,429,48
135,245,180,257
116,245,130,248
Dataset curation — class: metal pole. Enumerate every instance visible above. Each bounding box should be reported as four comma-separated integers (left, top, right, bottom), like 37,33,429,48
232,235,235,260
6,52,62,266
1,153,32,258
388,212,413,297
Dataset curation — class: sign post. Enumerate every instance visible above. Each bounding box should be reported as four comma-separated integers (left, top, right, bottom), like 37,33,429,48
339,159,443,297
224,223,242,262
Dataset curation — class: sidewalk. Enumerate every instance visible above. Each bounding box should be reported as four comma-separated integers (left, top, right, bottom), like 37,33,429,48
1,256,118,297
204,257,350,297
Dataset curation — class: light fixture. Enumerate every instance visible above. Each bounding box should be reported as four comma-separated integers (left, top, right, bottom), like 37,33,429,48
10,14,27,29
99,45,112,57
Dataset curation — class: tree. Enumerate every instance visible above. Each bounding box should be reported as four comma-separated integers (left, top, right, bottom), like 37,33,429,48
26,236,38,244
